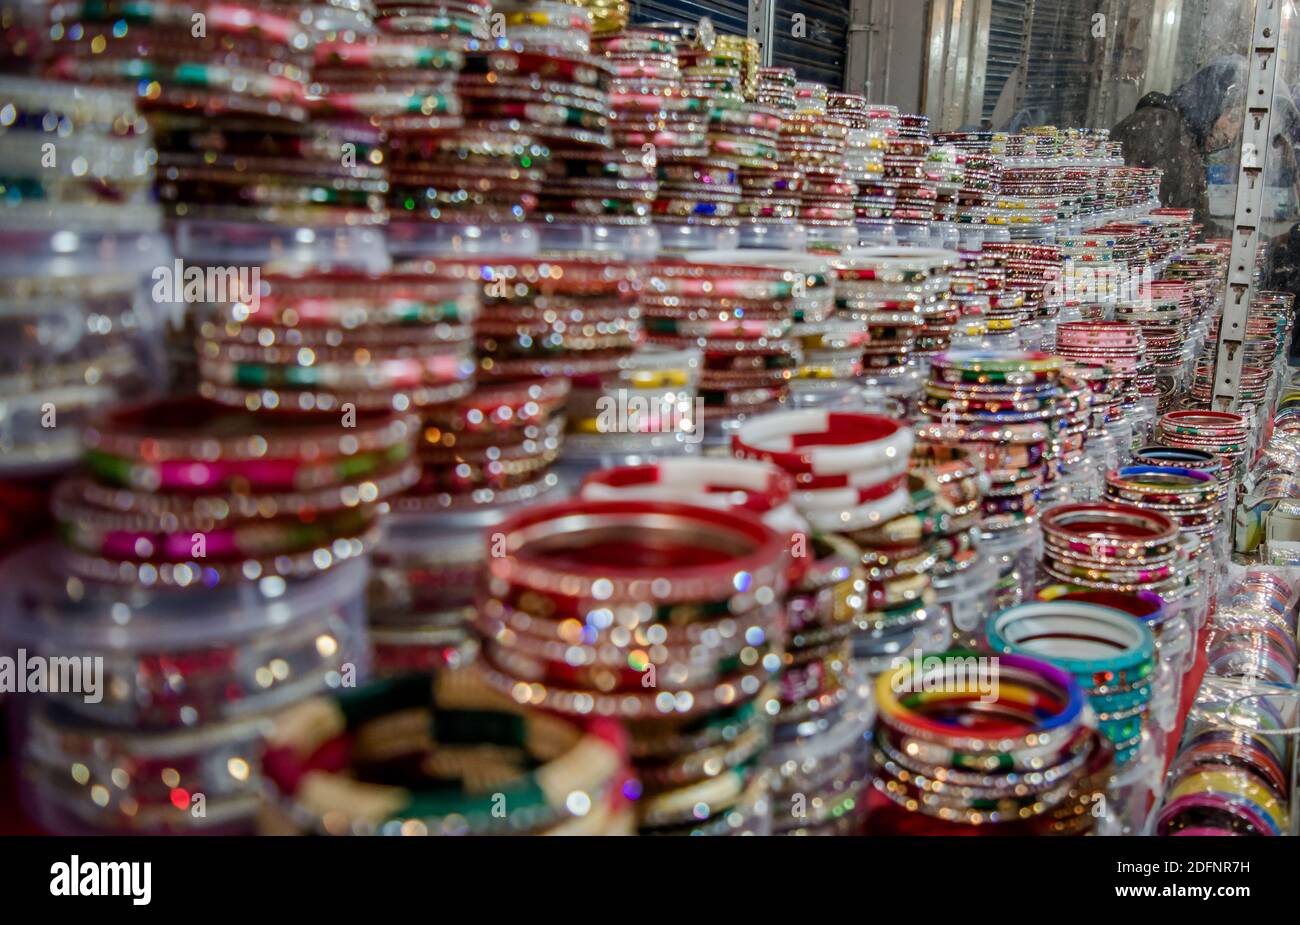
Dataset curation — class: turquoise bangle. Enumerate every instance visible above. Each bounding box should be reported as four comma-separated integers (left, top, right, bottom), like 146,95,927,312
985,601,1156,687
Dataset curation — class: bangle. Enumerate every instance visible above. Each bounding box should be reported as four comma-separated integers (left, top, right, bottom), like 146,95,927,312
486,498,789,606
53,462,410,535
732,411,911,476
876,650,1085,749
262,671,627,835
798,484,913,534
986,601,1156,747
578,457,798,520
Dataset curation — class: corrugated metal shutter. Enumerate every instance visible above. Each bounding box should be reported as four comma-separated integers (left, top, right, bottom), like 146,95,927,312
629,0,748,40
1020,0,1093,126
981,0,1096,128
771,0,849,90
983,0,1026,124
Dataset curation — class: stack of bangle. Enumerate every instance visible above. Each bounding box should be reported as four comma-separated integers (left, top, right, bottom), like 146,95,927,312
1133,444,1223,477
412,256,643,382
946,250,992,341
1104,465,1223,542
645,261,819,417
782,112,854,231
578,458,856,742
261,670,632,835
561,345,704,459
1190,356,1270,413
729,104,793,234
928,144,965,223
868,650,1110,833
50,1,405,227
1206,570,1300,686
757,66,797,111
1,544,367,728
1157,675,1294,836
409,377,569,503
649,51,743,233
539,88,659,225
387,127,548,225
60,397,415,588
373,0,492,40
690,253,843,380
1048,372,1093,493
830,249,958,372
986,601,1157,763
1033,584,1187,731
766,668,874,835
831,94,884,168
0,271,163,475
1156,410,1250,487
393,48,613,223
930,132,998,225
312,32,466,226
594,29,687,148
732,411,913,534
497,0,595,54
835,470,944,659
580,458,863,744
919,351,1064,528
578,457,806,541
981,242,1063,323
774,533,864,735
849,104,899,222
475,498,790,833
369,495,563,679
1039,502,1182,598
197,270,479,414
373,374,570,671
882,113,936,231
1205,292,1294,380
909,438,993,642
0,76,159,232
1055,322,1144,411
574,0,630,35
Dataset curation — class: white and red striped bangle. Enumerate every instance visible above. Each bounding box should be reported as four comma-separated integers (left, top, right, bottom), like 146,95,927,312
783,465,909,491
788,473,908,513
800,485,913,533
732,411,913,477
579,457,795,517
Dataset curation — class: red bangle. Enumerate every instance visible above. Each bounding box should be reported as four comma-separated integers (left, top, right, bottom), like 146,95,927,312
486,499,790,605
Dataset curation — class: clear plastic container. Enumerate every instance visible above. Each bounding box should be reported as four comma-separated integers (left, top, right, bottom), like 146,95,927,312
738,220,808,252
0,544,369,729
0,228,171,279
386,220,538,259
653,220,740,254
20,704,270,834
766,669,873,836
854,219,896,247
533,220,660,261
171,220,389,272
936,551,999,650
978,519,1042,612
